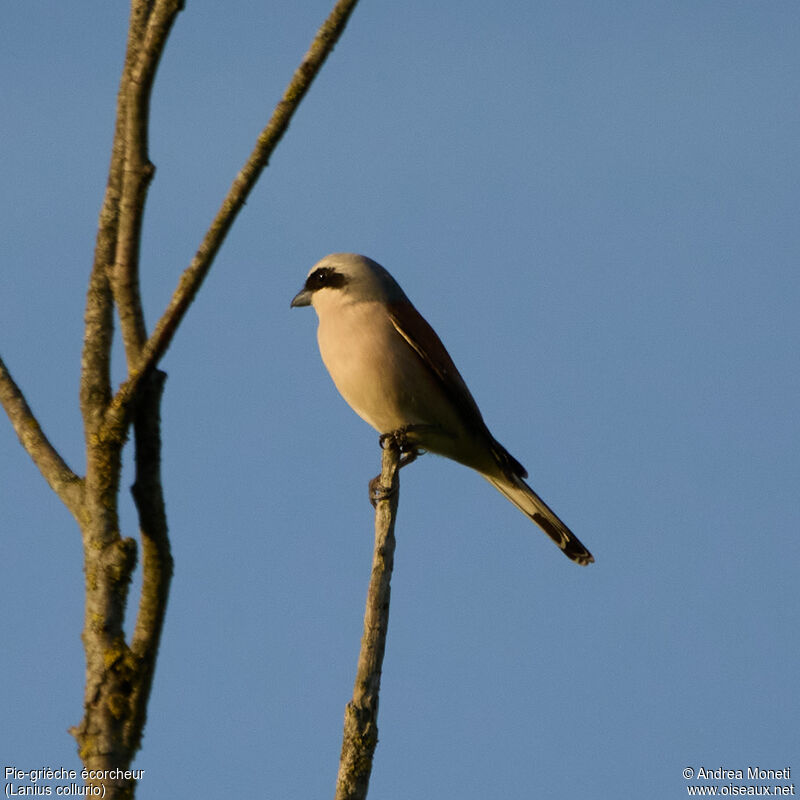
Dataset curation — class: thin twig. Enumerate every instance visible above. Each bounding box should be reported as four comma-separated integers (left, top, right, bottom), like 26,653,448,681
79,0,155,432
335,442,401,800
0,354,84,517
126,369,173,754
112,0,185,365
104,0,361,435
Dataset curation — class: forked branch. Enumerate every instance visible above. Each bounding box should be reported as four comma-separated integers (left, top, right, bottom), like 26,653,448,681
0,2,364,797
105,0,362,438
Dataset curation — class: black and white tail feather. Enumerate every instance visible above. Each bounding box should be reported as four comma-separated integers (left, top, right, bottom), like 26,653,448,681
485,471,594,566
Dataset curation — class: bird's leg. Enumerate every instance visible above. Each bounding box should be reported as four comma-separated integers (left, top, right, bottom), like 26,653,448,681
369,425,430,506
379,423,436,458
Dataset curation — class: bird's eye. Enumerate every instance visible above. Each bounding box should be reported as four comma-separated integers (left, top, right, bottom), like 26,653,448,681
305,267,347,291
310,268,332,287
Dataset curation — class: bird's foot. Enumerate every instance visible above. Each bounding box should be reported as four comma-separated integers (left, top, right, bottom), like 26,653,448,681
378,424,436,458
369,474,396,507
379,425,430,471
369,426,431,506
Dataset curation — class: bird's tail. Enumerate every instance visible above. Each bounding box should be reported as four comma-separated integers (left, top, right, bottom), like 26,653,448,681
484,472,594,566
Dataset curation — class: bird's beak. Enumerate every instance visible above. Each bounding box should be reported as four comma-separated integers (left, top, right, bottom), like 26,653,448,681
290,288,312,308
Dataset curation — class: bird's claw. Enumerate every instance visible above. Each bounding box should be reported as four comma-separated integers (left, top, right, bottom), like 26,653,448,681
369,474,396,507
379,424,435,457
369,426,431,506
379,427,427,470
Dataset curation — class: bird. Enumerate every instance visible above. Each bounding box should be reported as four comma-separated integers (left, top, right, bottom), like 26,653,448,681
291,253,593,565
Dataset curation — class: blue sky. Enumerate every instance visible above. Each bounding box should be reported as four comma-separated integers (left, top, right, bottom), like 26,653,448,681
1,2,798,798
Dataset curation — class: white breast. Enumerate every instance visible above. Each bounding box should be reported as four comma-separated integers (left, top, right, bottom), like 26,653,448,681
316,299,434,434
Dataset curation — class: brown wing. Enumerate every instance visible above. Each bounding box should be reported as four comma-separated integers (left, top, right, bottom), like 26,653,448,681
386,300,528,479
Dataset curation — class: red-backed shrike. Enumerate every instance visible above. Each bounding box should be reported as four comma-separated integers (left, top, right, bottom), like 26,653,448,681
291,253,593,565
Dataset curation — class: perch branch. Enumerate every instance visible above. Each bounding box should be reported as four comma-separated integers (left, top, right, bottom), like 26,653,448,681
335,440,401,800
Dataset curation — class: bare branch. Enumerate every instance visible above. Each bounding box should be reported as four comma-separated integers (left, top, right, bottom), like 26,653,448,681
82,1,185,435
80,261,115,439
80,0,155,432
104,0,361,433
335,442,401,800
0,354,84,518
112,0,185,365
70,6,184,795
125,369,173,754
8,1,363,794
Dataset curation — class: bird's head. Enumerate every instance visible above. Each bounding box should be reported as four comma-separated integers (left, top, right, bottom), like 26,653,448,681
290,253,408,314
